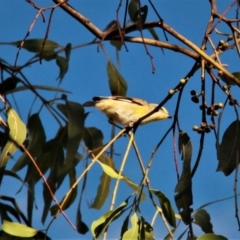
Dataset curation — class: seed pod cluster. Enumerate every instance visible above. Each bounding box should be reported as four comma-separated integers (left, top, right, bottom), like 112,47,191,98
193,122,215,134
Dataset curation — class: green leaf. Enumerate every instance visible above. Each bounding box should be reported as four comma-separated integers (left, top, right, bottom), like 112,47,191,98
91,155,115,209
122,213,139,240
65,43,72,62
136,5,148,31
2,220,37,237
2,39,59,53
83,127,104,153
128,0,139,22
6,84,71,94
139,216,154,240
150,189,176,228
25,140,53,184
3,170,25,184
57,102,85,164
194,209,213,234
56,55,69,81
148,28,164,54
41,141,64,224
25,139,61,224
36,50,57,61
197,233,228,240
96,160,145,201
76,208,89,234
0,202,21,222
175,131,193,224
12,113,46,172
107,60,128,96
104,20,118,32
178,131,192,160
50,168,78,214
27,182,35,226
91,198,129,239
148,28,159,41
76,203,89,234
0,76,20,94
120,215,130,238
217,120,240,175
105,20,123,51
0,108,27,168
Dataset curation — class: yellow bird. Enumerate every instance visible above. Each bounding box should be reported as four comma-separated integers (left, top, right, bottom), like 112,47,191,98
83,96,171,127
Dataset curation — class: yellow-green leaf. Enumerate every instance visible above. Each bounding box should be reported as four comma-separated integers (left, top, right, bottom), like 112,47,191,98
96,160,145,201
12,113,46,172
122,213,139,240
97,160,123,179
2,220,37,237
91,155,115,209
91,198,129,239
0,108,27,168
197,233,228,240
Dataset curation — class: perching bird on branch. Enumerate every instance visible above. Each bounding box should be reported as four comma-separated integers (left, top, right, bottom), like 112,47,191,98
83,96,171,127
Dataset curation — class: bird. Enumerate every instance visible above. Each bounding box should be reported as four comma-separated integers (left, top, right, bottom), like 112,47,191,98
83,96,171,127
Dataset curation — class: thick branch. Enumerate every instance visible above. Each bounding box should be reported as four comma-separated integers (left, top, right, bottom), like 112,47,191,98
52,0,104,38
123,36,198,60
53,0,240,86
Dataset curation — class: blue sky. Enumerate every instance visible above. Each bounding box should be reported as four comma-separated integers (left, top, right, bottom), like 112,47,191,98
0,1,240,239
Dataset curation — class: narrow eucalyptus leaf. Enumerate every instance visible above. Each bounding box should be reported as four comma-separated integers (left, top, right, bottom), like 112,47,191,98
5,39,59,53
91,198,129,239
175,131,193,224
107,61,128,96
56,55,68,81
0,108,26,169
128,0,139,22
12,113,46,173
217,120,240,175
150,189,176,227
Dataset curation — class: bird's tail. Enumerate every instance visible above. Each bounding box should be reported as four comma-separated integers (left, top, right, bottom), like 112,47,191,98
82,101,95,107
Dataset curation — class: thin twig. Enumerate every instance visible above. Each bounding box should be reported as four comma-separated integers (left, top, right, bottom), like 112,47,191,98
110,131,134,210
56,128,126,216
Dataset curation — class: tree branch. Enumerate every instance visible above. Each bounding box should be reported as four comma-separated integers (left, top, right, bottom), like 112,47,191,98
53,0,240,86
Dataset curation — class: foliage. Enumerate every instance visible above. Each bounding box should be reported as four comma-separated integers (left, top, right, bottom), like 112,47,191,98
0,0,240,239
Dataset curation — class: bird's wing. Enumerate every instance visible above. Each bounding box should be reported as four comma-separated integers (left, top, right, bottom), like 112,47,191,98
111,96,147,106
